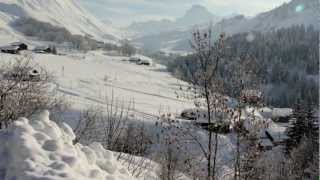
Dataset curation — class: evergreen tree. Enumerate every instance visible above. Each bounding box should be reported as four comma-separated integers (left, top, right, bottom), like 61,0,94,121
286,104,318,153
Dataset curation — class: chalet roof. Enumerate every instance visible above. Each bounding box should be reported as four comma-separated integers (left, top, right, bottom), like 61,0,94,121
259,138,273,147
242,89,262,97
10,42,27,46
33,46,50,51
0,46,20,50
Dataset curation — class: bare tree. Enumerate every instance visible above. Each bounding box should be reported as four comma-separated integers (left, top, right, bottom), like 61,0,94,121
156,113,204,180
73,95,132,150
228,55,264,180
187,27,226,180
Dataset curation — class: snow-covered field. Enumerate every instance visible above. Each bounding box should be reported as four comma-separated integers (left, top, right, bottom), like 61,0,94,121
0,51,193,120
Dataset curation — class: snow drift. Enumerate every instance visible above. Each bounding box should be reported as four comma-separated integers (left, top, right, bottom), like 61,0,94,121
0,110,135,180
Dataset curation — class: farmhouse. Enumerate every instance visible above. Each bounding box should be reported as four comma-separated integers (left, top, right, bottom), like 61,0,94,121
180,108,231,133
258,128,288,151
241,89,262,104
33,46,57,54
0,46,20,54
0,42,28,54
271,108,293,122
137,58,151,65
11,42,28,50
3,68,41,82
129,55,152,66
128,57,141,63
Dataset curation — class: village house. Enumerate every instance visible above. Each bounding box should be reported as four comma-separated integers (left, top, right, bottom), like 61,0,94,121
33,46,57,54
0,42,28,54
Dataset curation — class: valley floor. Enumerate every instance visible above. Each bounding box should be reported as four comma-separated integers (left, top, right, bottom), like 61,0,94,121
0,51,194,121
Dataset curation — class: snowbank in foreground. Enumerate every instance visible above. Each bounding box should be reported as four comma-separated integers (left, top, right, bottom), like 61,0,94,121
0,111,135,180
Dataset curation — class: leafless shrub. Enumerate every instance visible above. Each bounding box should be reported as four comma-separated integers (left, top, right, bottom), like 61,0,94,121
118,122,153,156
0,56,61,129
119,151,154,179
154,113,206,180
73,99,130,150
73,98,154,178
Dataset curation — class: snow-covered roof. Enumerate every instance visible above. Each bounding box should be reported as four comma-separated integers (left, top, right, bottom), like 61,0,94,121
259,138,273,147
10,42,27,46
0,45,19,50
132,54,153,62
241,89,262,97
272,108,293,118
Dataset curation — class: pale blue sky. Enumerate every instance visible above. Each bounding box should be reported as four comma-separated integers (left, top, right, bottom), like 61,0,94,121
79,0,291,27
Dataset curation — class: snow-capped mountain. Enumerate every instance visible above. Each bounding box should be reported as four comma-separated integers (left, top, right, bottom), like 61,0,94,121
217,0,319,35
126,5,220,38
0,0,118,43
133,0,319,53
175,5,220,27
126,19,176,38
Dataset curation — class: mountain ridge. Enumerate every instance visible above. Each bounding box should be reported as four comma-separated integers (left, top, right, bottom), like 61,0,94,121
126,4,220,38
133,0,319,53
0,0,119,43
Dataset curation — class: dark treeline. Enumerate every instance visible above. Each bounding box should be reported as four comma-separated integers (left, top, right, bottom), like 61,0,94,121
167,25,319,108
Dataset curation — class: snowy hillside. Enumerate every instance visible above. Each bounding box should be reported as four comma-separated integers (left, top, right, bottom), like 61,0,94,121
133,0,319,53
0,0,118,42
0,51,193,119
215,0,319,34
0,110,135,180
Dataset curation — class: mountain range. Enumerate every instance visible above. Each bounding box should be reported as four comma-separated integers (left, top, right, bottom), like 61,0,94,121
0,0,317,52
125,5,221,37
132,0,319,53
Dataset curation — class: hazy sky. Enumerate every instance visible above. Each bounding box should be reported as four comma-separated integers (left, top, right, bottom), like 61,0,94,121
80,0,291,27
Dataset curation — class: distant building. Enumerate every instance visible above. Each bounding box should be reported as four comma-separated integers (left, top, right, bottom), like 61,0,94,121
33,46,57,54
0,42,28,54
271,108,293,123
180,108,230,134
241,89,262,104
129,56,152,66
4,68,41,82
10,42,28,50
128,57,141,63
0,46,20,54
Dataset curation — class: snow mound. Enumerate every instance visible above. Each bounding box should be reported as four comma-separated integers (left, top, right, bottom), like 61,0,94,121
0,110,135,180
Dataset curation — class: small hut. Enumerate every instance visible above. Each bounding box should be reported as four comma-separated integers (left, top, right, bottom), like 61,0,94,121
10,42,28,51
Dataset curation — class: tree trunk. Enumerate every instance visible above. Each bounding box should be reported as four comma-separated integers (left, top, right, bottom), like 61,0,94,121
212,132,218,180
205,84,212,180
